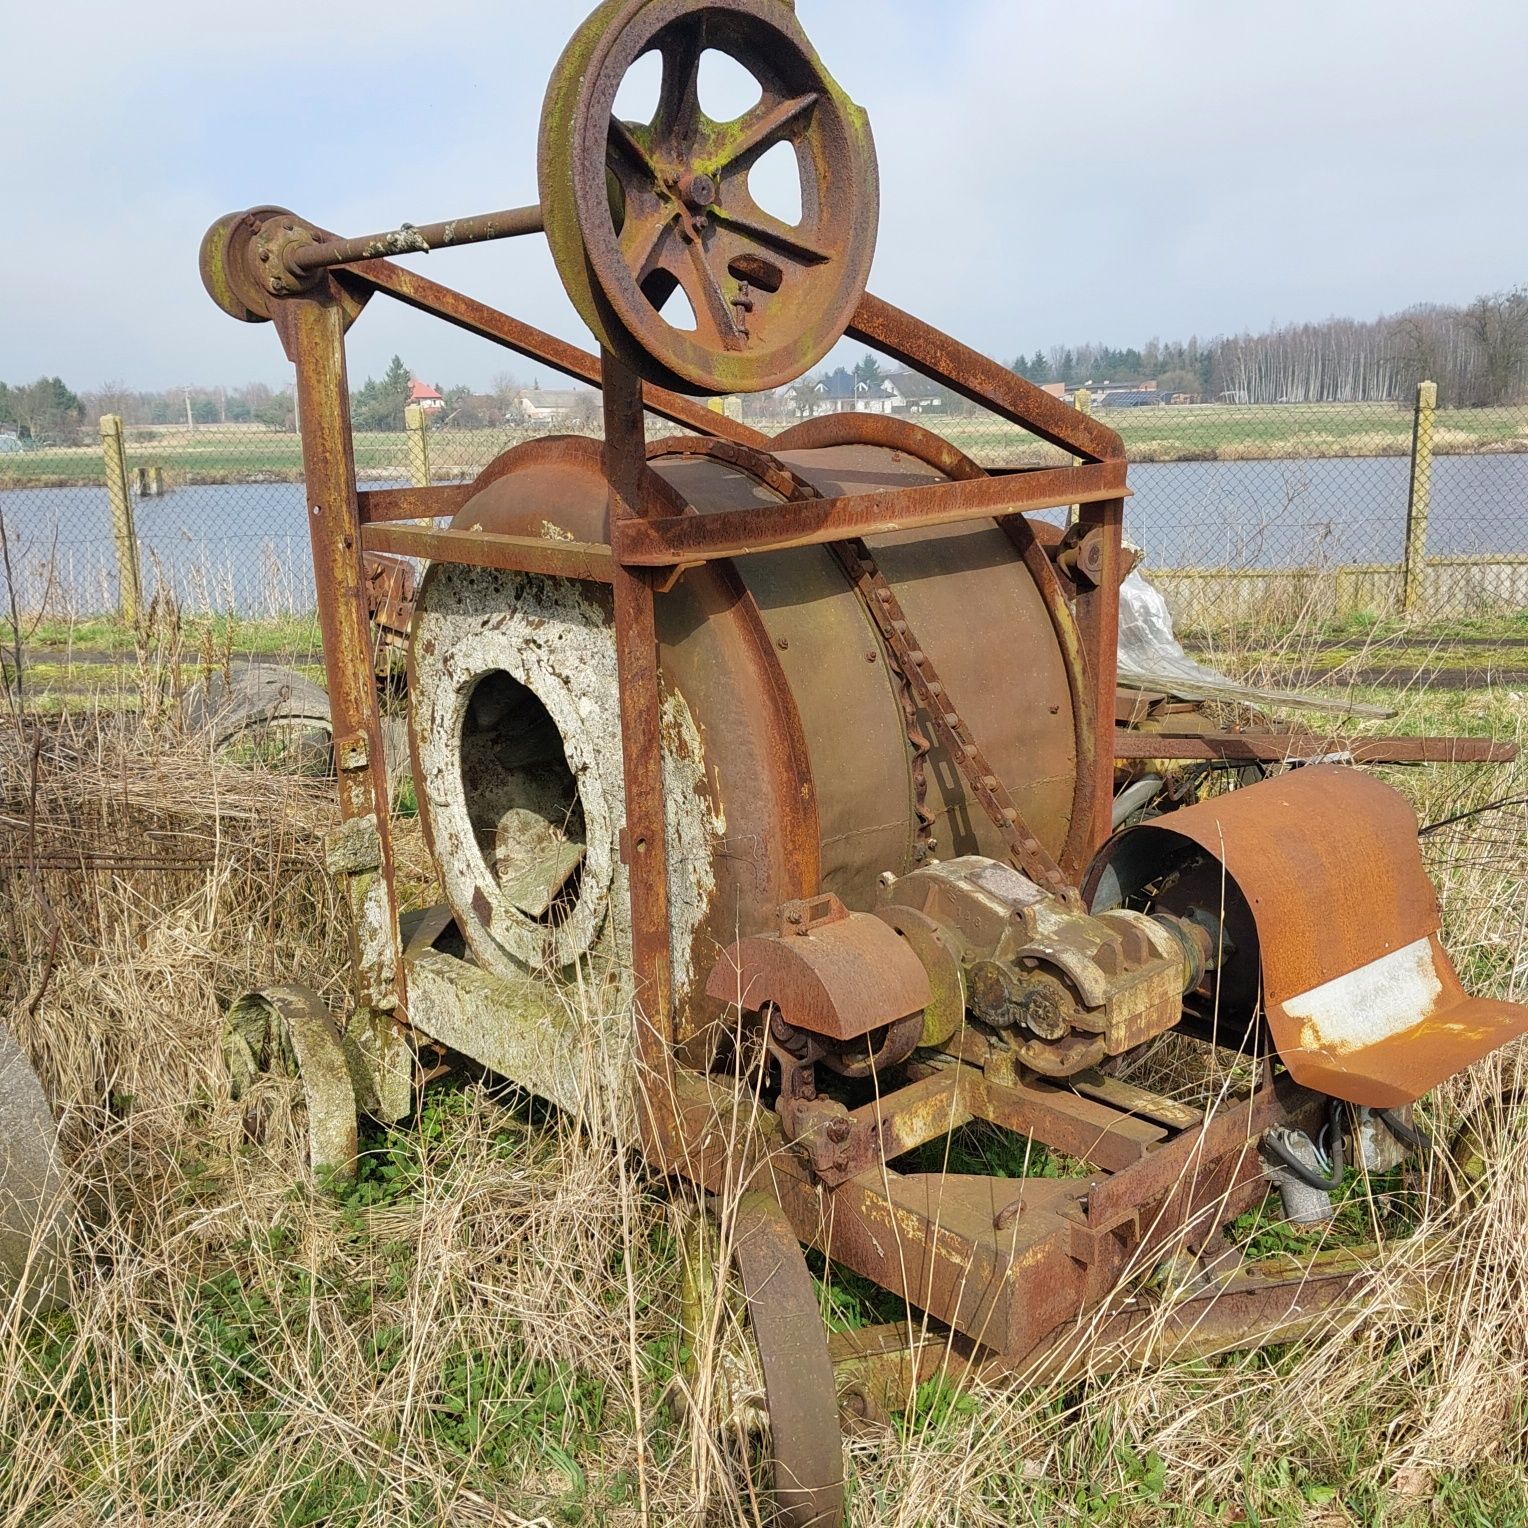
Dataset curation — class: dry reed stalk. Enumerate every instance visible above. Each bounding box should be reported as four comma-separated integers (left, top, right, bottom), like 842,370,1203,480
0,636,1523,1524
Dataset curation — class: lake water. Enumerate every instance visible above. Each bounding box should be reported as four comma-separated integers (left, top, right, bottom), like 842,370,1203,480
2,453,1525,615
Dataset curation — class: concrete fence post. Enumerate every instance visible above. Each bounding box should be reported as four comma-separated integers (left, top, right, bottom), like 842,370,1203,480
99,414,141,623
1403,380,1436,615
1068,388,1093,528
404,403,431,487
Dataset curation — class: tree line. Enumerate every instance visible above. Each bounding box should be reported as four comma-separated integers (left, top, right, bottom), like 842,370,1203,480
0,378,86,443
1010,285,1528,406
8,282,1526,447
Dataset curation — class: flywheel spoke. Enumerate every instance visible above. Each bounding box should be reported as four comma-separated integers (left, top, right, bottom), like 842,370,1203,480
609,116,657,180
654,22,704,145
713,92,819,174
709,204,831,267
680,240,748,346
620,207,677,283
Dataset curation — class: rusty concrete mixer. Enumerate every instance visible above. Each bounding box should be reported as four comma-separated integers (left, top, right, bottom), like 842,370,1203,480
7,0,1525,1521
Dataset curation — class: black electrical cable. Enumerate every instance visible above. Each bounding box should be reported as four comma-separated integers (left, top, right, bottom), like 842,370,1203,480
1264,1107,1345,1192
1418,794,1528,838
1376,1107,1433,1156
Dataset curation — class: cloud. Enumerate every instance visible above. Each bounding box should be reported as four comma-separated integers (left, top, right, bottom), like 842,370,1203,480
5,0,1526,392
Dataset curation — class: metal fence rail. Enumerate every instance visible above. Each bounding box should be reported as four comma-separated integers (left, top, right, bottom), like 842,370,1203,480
1,385,1524,639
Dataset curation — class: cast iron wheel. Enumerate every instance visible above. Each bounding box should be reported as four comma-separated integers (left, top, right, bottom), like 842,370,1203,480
539,0,878,394
224,986,359,1178
730,1192,845,1527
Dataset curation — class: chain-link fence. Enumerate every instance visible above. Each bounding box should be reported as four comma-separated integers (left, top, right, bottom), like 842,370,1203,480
942,387,1528,633
2,385,1525,654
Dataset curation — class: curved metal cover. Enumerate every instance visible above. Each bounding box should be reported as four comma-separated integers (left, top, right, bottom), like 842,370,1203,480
1088,765,1528,1107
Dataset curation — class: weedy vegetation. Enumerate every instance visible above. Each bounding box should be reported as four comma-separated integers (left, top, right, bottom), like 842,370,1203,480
1,600,1525,1526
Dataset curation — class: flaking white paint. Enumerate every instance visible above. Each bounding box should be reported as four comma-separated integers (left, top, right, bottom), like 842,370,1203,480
1286,936,1443,1056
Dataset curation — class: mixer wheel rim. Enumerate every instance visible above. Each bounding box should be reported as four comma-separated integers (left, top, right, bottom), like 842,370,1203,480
731,1191,845,1528
224,985,360,1179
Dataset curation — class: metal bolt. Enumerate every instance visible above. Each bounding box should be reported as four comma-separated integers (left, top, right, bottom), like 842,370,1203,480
776,636,789,650
865,651,878,663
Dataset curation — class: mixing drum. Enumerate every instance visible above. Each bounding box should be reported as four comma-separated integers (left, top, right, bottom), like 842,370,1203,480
408,420,1091,1051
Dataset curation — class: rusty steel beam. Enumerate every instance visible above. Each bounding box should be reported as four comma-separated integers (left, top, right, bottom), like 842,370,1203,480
360,521,614,582
1113,731,1518,765
848,295,1126,465
271,292,410,1117
966,1069,1168,1173
603,351,682,1166
1075,499,1126,858
831,1241,1413,1405
612,460,1130,566
340,258,765,446
357,484,475,523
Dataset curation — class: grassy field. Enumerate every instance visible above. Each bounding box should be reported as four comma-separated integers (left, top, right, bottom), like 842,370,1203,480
4,402,1527,488
1,616,1526,1524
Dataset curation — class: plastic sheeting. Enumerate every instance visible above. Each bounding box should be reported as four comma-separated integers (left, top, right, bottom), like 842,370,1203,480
1116,570,1393,719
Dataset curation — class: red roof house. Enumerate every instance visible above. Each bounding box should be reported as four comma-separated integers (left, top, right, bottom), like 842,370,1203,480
407,379,445,411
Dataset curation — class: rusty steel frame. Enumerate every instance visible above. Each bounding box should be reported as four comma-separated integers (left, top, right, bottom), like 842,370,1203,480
1113,730,1518,765
232,213,1379,1392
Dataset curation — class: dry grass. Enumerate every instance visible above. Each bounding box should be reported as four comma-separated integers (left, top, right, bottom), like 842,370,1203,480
1,628,1527,1525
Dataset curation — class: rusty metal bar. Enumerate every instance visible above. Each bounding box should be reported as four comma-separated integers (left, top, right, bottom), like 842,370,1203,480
357,484,475,523
604,350,681,1165
273,293,410,1116
290,203,545,275
847,1069,970,1162
965,1069,1168,1172
360,521,614,582
1083,1079,1319,1232
1113,731,1518,765
613,460,1130,566
340,258,764,446
1075,498,1125,856
848,294,1125,465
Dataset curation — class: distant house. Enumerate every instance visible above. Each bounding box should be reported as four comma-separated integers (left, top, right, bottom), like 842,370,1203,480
407,379,445,412
508,385,596,426
794,369,951,418
880,371,947,415
815,371,863,415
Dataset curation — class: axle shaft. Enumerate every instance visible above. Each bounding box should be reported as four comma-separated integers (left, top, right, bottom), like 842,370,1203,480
288,203,546,275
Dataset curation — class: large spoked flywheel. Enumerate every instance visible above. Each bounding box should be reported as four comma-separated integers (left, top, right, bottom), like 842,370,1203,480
540,0,878,394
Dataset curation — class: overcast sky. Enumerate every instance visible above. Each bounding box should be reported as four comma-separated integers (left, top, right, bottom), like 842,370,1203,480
5,0,1525,395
